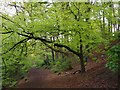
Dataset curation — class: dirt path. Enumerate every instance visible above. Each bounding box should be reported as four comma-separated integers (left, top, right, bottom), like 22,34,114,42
15,40,119,88
16,59,118,88
17,68,58,88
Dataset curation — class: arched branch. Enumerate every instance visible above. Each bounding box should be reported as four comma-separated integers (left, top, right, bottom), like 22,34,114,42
17,32,80,57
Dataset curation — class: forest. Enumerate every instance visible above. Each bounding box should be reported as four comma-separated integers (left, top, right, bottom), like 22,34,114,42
0,1,120,89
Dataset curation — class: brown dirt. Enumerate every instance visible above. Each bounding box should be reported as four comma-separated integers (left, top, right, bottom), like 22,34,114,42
16,58,118,88
15,40,119,88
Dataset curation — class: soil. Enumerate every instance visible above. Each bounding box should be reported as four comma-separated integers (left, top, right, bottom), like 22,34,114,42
16,58,118,88
13,40,120,88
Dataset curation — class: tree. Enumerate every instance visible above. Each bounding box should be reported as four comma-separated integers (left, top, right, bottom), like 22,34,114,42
1,1,119,74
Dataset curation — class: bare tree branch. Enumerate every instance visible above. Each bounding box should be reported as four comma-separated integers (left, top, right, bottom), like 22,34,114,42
0,15,26,31
69,7,77,20
17,32,80,56
73,3,79,10
8,4,25,9
1,38,30,55
1,31,14,34
54,43,80,56
2,32,14,41
42,42,68,56
17,33,53,43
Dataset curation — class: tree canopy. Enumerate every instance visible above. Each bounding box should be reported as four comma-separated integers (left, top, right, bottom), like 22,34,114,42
0,1,120,88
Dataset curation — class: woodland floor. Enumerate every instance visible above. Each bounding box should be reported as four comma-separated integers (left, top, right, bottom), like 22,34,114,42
15,56,118,88
2,39,119,90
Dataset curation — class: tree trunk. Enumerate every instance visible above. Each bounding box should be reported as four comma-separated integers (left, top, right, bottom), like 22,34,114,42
51,37,55,62
79,39,85,73
108,19,111,32
117,2,120,40
79,56,85,73
51,49,55,61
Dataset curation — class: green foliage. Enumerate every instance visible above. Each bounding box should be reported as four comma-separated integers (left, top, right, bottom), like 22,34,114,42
113,32,120,40
1,2,119,88
2,53,44,87
50,58,72,73
2,56,25,87
106,44,120,72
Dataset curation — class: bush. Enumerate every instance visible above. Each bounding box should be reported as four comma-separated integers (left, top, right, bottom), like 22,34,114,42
106,43,120,72
50,58,72,73
2,54,45,88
